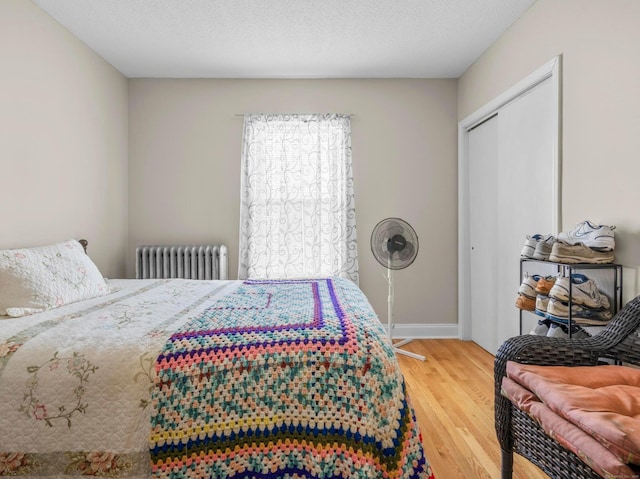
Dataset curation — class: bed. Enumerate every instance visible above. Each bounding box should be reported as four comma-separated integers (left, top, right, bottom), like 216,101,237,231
0,240,434,479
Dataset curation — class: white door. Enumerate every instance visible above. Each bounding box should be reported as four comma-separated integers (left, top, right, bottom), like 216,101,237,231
468,116,499,354
467,76,558,355
495,79,556,345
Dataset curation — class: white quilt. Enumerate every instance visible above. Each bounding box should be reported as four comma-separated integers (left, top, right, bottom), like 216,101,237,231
0,279,238,478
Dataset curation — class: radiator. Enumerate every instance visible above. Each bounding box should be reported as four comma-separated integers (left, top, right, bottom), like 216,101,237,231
135,245,228,280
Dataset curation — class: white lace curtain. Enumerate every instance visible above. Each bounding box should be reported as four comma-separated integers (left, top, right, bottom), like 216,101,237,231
239,113,358,283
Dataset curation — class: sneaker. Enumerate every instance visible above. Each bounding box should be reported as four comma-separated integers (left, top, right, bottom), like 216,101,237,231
545,297,612,323
521,234,546,259
549,242,615,264
548,274,610,310
529,319,551,336
518,273,541,299
515,294,535,311
546,323,589,339
568,325,591,339
534,276,556,295
534,294,549,317
572,309,613,325
532,236,556,261
557,220,615,251
547,323,568,338
545,297,575,321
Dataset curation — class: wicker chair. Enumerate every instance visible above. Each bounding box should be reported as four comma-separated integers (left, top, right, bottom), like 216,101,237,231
495,294,640,479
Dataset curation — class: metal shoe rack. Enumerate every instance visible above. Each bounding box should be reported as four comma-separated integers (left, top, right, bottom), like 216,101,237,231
519,258,623,337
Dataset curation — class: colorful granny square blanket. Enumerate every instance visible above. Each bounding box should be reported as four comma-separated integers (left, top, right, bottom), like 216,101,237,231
150,278,434,478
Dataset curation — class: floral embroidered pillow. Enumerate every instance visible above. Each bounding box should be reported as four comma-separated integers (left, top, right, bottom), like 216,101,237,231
0,240,108,317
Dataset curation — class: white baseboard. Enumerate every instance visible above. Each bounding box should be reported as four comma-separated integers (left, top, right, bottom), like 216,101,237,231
383,323,459,339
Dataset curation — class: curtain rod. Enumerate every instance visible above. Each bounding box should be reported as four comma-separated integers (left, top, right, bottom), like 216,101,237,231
234,113,355,117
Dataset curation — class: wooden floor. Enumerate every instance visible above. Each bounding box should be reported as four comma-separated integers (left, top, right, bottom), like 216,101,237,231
395,339,550,479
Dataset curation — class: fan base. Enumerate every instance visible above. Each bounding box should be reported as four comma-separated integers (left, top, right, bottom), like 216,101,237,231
393,338,426,361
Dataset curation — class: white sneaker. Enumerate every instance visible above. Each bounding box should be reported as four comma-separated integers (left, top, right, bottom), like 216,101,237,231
534,294,549,317
518,273,541,299
545,297,613,323
557,220,615,251
548,274,610,310
521,234,546,258
545,298,573,321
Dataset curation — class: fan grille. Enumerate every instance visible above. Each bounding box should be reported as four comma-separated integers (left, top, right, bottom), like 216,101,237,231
370,218,418,270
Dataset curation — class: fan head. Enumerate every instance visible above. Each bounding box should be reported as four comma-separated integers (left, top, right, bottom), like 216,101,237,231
371,218,419,270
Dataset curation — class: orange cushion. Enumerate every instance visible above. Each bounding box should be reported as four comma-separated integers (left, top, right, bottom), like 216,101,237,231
503,362,640,478
502,376,638,479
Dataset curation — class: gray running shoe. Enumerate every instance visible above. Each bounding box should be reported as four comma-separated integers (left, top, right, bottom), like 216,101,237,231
569,326,591,339
546,323,568,338
529,319,551,336
546,323,590,339
549,242,615,264
532,235,556,261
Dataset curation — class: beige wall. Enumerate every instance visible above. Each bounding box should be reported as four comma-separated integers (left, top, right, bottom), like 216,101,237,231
8,0,638,327
0,0,128,278
459,0,640,298
128,79,459,326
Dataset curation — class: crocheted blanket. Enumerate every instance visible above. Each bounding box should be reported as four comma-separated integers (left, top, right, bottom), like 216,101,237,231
150,278,433,479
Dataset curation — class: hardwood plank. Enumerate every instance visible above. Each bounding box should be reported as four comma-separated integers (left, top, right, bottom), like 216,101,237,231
395,339,550,479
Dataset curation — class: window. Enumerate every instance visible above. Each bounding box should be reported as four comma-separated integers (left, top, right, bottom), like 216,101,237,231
239,114,358,283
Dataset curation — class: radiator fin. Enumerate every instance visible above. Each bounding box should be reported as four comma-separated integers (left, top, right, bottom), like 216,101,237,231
135,245,228,280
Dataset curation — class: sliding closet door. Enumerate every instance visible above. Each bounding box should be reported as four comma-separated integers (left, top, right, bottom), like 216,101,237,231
495,79,555,344
468,116,499,354
468,77,556,355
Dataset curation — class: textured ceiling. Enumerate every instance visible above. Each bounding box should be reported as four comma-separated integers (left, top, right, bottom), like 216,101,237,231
33,0,535,79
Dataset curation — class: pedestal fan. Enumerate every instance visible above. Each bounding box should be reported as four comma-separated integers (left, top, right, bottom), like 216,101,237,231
371,218,425,361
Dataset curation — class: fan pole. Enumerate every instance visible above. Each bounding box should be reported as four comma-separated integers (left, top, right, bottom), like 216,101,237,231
387,266,394,343
387,266,425,361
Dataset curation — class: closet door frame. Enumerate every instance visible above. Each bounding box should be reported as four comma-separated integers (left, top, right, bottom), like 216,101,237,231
458,55,562,341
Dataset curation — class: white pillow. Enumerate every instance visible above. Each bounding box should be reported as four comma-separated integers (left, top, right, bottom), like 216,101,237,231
0,240,108,317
